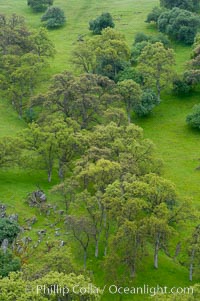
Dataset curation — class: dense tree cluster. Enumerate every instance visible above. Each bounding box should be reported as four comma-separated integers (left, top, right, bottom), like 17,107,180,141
89,12,115,34
0,272,101,300
157,8,200,44
27,0,53,12
72,28,130,79
160,0,200,12
0,8,199,298
138,42,175,101
131,32,171,64
186,104,200,129
0,14,55,117
146,6,200,45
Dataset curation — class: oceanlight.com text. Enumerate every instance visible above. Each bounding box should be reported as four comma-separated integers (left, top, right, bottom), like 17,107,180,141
35,284,194,297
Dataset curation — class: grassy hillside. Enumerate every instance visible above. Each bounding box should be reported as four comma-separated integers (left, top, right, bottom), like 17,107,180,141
0,0,199,300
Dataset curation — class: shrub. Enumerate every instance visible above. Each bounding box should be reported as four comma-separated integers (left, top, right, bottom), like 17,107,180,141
134,89,160,117
27,0,53,12
160,0,200,12
158,8,200,45
146,7,164,23
116,67,144,85
41,7,66,29
134,32,149,44
0,250,21,277
89,12,115,35
0,218,20,244
173,77,192,95
131,33,171,64
186,104,200,129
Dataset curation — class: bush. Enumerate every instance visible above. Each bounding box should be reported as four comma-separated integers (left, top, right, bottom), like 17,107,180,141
173,77,192,95
0,218,20,244
160,0,200,12
134,32,149,44
186,104,200,129
89,12,115,34
131,33,171,64
116,67,144,85
41,6,66,29
158,8,200,45
0,250,21,277
146,7,164,23
27,0,53,12
134,89,160,117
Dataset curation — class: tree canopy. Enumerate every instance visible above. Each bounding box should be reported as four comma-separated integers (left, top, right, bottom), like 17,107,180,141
89,12,115,34
160,0,200,12
72,28,130,79
138,42,175,100
158,8,200,44
41,6,66,29
27,0,53,12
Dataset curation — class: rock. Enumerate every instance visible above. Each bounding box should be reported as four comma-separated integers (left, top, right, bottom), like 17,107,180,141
21,237,32,245
1,239,8,254
8,214,18,222
25,216,37,226
57,210,65,215
37,229,46,236
55,231,60,236
60,240,65,247
27,190,47,207
0,203,6,218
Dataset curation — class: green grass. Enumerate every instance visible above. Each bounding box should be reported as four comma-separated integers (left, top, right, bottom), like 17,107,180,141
135,91,200,207
0,0,200,299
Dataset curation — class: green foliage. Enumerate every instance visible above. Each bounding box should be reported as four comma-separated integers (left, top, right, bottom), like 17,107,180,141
173,77,192,95
158,8,200,45
0,136,22,167
89,12,115,35
118,79,142,122
131,32,171,63
0,271,101,301
182,34,200,89
138,42,175,100
41,6,66,29
23,246,77,278
0,218,20,244
146,6,164,23
22,117,84,181
134,89,160,117
0,250,21,277
31,72,118,128
27,0,53,12
160,0,200,12
116,67,144,85
72,28,130,79
154,284,200,300
186,104,200,129
134,33,171,48
0,15,55,117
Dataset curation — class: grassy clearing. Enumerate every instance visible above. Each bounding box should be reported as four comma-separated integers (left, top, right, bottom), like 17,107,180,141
135,91,200,207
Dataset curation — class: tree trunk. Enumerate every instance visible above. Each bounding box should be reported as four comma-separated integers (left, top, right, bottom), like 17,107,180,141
19,98,23,119
189,248,195,281
127,111,131,124
58,160,64,179
130,264,136,278
48,170,52,182
154,238,160,269
104,222,110,257
83,249,87,270
156,80,161,102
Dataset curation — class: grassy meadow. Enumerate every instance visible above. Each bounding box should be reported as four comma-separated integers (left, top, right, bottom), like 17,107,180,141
0,0,200,300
